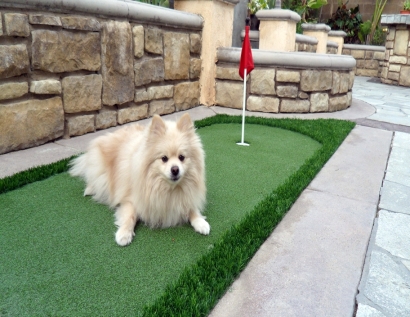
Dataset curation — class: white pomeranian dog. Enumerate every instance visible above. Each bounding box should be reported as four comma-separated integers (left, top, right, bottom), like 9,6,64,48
69,113,210,246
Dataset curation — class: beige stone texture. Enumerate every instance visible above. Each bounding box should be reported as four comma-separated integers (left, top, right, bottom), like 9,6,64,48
0,97,64,154
331,72,340,94
145,27,163,55
135,88,149,103
350,50,365,59
381,66,388,79
174,81,200,111
164,32,190,80
347,91,352,106
190,58,202,79
247,96,279,113
365,60,380,69
29,14,62,26
342,49,351,55
147,85,174,100
388,71,400,81
62,75,102,113
133,25,144,58
298,91,309,99
96,108,117,130
61,16,100,31
0,82,28,101
399,66,410,86
32,30,100,72
393,30,409,56
190,33,201,54
373,51,385,61
215,81,243,109
277,86,298,98
386,41,393,49
301,70,332,92
216,66,242,81
329,95,348,111
339,73,350,93
175,0,235,106
149,99,175,116
356,69,378,77
30,80,62,95
65,115,95,137
276,70,300,83
261,20,297,52
134,57,165,87
328,36,344,54
4,13,30,37
118,104,148,124
101,21,134,106
386,28,395,41
0,44,29,79
356,60,365,69
250,69,276,95
389,64,401,72
385,49,390,61
389,56,408,64
281,99,310,113
310,93,329,112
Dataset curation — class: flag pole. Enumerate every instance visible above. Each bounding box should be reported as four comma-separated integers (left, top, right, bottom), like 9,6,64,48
237,67,249,146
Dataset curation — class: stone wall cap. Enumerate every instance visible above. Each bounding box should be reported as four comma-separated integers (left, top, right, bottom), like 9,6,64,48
256,9,301,22
301,23,331,32
240,30,260,41
328,30,347,37
327,40,338,48
295,33,318,45
344,44,385,52
217,47,356,70
381,14,410,25
0,0,203,29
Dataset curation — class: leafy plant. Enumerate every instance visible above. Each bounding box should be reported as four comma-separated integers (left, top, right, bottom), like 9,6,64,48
358,20,371,44
248,0,270,14
327,1,363,44
371,26,387,45
404,0,410,11
283,0,327,22
133,0,169,8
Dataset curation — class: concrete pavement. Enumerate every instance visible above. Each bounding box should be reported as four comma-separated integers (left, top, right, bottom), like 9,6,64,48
0,76,409,316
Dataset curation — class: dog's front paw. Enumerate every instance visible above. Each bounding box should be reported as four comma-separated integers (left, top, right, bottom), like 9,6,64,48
115,228,135,246
191,218,210,235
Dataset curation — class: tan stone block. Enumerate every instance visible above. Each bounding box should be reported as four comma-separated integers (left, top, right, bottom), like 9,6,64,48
386,28,395,41
250,69,276,95
0,44,29,79
62,74,102,113
190,58,201,79
350,50,365,59
147,85,174,100
164,32,190,80
386,41,393,49
399,66,410,86
348,70,355,90
65,115,95,137
133,25,144,58
29,14,62,26
389,64,401,72
60,16,100,31
347,91,352,106
331,72,340,94
0,82,28,101
145,27,163,55
216,66,242,81
215,81,243,109
276,70,301,83
389,56,408,64
4,13,30,37
149,99,175,116
356,60,366,69
373,51,385,61
329,95,348,111
30,80,62,95
310,93,329,112
174,81,200,111
247,96,279,113
32,30,100,72
381,66,388,79
298,91,309,99
134,88,149,103
356,69,378,77
96,107,117,130
342,49,351,55
134,57,165,87
101,21,134,106
365,60,380,69
385,49,390,61
365,51,374,59
118,104,148,124
388,72,400,81
0,97,64,154
393,30,409,56
280,99,310,113
277,86,298,98
339,73,350,93
301,70,332,92
190,33,201,54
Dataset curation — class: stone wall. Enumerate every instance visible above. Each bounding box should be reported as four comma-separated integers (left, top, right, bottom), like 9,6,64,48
342,44,385,77
0,4,202,154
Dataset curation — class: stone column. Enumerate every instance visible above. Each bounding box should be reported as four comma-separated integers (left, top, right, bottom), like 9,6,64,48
256,9,301,52
302,23,331,54
174,0,239,106
328,30,346,55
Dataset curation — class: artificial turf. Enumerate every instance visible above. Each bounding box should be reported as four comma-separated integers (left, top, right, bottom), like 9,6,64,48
0,115,355,316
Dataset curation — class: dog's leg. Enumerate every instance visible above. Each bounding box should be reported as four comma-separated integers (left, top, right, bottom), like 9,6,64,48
189,210,210,235
114,201,138,246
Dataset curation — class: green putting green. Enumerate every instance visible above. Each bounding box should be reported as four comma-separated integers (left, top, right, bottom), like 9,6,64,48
0,115,355,316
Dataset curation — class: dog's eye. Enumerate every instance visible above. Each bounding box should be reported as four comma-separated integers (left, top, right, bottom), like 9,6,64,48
178,155,185,162
161,156,168,163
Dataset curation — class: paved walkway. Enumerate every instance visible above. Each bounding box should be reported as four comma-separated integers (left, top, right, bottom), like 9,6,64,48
0,76,409,316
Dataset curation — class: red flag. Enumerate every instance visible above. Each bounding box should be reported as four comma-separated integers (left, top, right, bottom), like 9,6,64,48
239,25,254,79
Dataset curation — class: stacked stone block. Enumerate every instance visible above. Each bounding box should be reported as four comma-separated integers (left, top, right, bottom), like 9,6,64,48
0,9,202,154
342,44,385,77
215,66,354,113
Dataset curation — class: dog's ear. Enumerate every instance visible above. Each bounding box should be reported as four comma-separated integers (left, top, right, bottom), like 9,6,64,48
150,114,166,137
177,113,193,133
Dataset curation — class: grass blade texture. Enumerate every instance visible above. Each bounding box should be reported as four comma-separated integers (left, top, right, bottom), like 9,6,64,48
0,115,355,316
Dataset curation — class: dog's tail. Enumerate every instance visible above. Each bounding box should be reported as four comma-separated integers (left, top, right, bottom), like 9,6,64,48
68,154,87,178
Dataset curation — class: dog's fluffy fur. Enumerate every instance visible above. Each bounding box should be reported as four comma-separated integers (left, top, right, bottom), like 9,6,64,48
69,113,209,246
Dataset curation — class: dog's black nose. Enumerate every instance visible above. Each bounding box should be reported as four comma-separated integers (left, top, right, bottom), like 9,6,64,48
171,166,179,176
